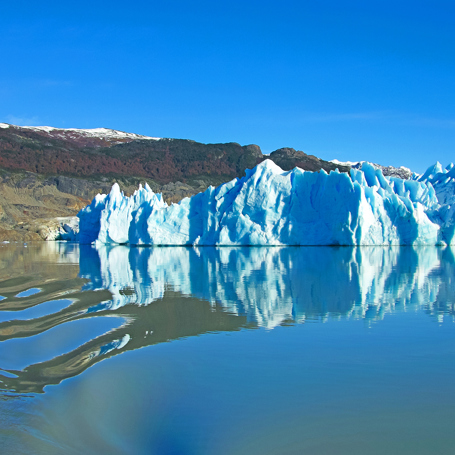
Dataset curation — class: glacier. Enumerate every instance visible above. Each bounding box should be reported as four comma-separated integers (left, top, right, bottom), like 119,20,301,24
78,159,455,246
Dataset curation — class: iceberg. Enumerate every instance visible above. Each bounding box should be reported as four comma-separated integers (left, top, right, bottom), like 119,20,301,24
78,160,455,246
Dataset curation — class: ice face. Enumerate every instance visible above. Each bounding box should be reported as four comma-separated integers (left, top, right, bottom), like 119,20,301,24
78,182,167,244
78,160,455,246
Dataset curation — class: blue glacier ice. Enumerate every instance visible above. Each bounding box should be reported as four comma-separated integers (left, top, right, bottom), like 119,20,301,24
78,160,455,245
413,162,455,243
415,161,455,205
78,182,167,244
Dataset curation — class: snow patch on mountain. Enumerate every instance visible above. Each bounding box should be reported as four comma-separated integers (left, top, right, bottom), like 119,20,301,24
331,159,360,167
0,123,160,142
331,159,413,180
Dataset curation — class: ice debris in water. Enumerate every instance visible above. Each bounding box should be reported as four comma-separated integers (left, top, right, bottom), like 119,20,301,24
78,159,455,246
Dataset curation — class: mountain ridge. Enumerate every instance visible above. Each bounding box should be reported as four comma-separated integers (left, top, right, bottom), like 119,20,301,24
0,123,349,182
0,123,408,241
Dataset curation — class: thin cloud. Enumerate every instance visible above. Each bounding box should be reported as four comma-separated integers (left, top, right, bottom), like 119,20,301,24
5,115,41,126
400,115,455,129
38,79,73,87
0,78,74,89
299,112,383,122
298,111,455,129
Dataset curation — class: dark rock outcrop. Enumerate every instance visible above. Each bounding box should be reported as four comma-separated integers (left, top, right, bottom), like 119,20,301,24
269,148,350,173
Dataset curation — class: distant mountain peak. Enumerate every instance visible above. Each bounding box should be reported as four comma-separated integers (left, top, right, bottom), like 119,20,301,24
331,159,413,179
0,123,161,145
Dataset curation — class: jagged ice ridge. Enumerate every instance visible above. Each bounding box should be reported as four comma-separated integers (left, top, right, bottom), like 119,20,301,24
78,159,455,246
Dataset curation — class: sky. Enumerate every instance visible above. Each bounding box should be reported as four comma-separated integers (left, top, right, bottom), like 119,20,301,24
1,0,454,173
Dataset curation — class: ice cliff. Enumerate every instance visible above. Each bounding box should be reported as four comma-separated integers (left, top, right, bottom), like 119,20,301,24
78,160,455,245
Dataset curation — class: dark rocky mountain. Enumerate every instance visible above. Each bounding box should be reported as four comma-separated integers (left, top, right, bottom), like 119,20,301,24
0,124,348,183
0,123,352,240
269,148,345,173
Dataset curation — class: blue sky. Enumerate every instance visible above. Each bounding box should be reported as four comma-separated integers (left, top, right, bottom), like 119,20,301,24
1,0,454,173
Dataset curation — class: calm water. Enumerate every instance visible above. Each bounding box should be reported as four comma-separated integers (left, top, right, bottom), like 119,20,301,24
0,242,455,454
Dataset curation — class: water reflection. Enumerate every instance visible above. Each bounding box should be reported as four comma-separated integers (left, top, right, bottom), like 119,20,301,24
0,243,454,394
82,244,455,325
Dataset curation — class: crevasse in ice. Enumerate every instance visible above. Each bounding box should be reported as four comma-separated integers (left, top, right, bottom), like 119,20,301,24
78,159,455,245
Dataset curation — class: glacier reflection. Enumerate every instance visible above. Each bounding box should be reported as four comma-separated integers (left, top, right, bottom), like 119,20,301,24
0,244,454,394
82,245,455,327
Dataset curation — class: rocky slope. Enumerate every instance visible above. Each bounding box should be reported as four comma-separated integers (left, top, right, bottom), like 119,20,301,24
0,167,207,241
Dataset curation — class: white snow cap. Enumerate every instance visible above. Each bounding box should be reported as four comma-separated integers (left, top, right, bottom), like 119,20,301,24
330,159,359,166
23,125,161,141
0,123,160,141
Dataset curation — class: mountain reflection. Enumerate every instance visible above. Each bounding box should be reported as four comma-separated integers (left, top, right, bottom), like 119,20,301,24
0,243,454,394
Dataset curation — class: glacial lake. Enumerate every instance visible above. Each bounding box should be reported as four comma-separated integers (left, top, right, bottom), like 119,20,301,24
1,242,455,455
